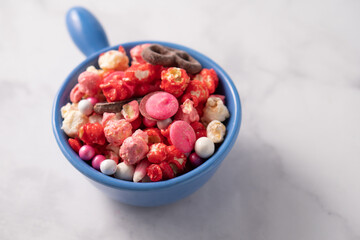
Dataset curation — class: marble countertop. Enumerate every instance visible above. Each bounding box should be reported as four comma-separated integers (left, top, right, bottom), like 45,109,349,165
1,0,359,239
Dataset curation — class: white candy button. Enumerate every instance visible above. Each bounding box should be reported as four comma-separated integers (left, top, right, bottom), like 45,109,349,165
78,99,93,116
100,159,117,175
114,162,135,181
195,137,215,159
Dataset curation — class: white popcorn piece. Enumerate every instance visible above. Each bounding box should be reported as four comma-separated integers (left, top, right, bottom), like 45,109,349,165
98,50,129,70
61,110,89,138
201,97,230,126
86,65,103,75
61,102,78,119
88,113,103,124
206,120,226,143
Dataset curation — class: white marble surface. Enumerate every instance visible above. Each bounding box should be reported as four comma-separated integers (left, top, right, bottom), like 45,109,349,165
1,0,360,239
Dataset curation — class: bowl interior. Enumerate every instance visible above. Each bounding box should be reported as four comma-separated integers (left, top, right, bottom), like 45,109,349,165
52,41,241,190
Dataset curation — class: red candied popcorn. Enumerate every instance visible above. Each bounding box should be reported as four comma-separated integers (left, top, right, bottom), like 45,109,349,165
167,145,187,172
104,150,120,164
68,138,83,153
118,46,126,54
130,43,151,65
144,128,164,145
78,122,106,145
147,143,168,163
160,123,173,145
100,72,135,102
130,116,142,131
147,164,163,182
134,80,161,97
160,67,190,97
159,161,175,180
193,68,219,94
190,121,207,139
181,80,209,107
124,63,161,84
70,83,85,103
195,102,205,118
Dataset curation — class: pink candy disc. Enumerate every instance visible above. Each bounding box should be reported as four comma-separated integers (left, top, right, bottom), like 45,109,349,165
169,120,196,153
145,92,179,120
139,91,160,121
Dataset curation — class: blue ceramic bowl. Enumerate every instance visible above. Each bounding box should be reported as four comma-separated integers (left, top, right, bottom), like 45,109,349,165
52,7,242,207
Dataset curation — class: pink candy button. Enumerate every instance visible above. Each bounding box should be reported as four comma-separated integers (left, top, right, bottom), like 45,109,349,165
145,92,179,120
169,120,196,153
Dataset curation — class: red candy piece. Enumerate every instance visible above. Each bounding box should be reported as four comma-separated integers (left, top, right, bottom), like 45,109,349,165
100,71,135,102
118,46,125,54
134,80,161,97
144,128,164,145
193,68,219,94
159,161,175,180
130,43,151,65
195,102,205,117
130,116,142,131
147,164,163,182
167,145,187,172
145,92,179,120
190,121,207,139
78,122,106,145
147,143,168,163
169,120,196,153
124,63,161,84
181,80,209,107
160,67,190,97
68,138,82,153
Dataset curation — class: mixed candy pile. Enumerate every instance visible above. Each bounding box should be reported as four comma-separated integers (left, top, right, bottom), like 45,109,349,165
61,43,230,182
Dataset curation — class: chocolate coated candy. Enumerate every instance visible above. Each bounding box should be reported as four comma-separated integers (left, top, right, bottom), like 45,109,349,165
142,44,202,75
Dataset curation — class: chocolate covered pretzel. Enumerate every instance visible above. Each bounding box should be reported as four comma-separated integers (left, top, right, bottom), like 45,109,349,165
142,44,202,74
94,97,142,114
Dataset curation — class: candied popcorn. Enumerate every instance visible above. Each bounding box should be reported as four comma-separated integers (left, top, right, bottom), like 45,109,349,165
130,43,151,64
206,120,226,143
193,69,218,94
181,80,209,107
174,99,199,123
98,50,129,71
103,119,132,146
61,110,89,138
201,97,230,126
160,67,190,97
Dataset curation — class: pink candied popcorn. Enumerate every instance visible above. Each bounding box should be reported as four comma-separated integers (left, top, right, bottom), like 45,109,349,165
130,43,151,65
70,83,84,103
174,99,199,124
121,100,139,122
101,112,123,126
119,134,149,165
132,129,148,144
103,119,132,146
78,71,102,97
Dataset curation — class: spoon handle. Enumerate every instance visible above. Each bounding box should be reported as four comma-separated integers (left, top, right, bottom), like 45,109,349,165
66,7,110,57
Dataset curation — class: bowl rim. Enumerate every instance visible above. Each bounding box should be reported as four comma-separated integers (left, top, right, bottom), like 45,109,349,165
52,40,242,191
